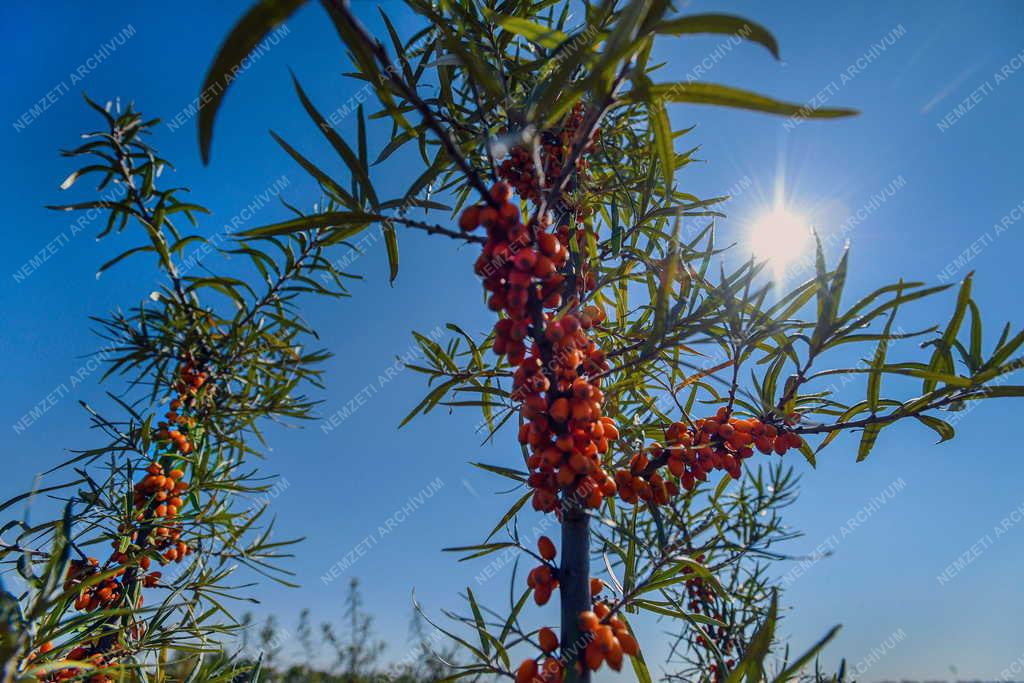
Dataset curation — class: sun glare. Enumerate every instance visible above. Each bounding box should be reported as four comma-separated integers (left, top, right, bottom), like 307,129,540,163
749,207,812,279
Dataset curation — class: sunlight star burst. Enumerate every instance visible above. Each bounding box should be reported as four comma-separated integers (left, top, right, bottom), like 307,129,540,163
749,207,812,279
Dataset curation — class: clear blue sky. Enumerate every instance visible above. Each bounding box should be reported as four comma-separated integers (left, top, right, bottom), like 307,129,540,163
2,2,1023,680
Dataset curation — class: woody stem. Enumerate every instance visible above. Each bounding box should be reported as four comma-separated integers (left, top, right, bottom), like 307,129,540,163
560,501,592,683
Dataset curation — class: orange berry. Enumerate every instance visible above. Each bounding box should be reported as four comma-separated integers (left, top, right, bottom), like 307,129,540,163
537,536,556,561
490,182,513,204
459,205,481,231
618,632,639,656
595,625,615,650
538,627,559,653
515,659,539,683
549,398,570,423
578,611,599,632
606,638,624,671
584,641,604,671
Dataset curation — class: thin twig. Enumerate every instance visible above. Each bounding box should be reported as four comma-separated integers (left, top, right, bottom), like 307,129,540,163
323,0,499,208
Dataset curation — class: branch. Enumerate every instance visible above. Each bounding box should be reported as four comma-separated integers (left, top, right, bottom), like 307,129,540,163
794,392,967,435
377,214,487,244
321,0,499,209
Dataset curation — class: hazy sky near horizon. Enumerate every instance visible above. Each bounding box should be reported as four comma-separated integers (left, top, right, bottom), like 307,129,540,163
2,2,1023,680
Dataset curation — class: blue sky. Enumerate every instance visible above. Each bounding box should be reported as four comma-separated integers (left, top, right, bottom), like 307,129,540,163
2,2,1023,680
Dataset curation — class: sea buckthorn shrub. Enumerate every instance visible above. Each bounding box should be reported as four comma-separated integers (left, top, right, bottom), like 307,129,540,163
198,0,1022,680
0,99,355,682
6,1,1018,682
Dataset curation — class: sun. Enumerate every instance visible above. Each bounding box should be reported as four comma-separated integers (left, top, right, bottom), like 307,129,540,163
748,207,812,280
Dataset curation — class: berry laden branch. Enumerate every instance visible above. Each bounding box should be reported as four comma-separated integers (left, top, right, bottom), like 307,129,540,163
455,95,812,678
48,363,204,681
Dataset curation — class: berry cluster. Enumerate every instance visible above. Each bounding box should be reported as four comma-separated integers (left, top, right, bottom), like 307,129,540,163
527,536,560,606
681,558,735,682
460,183,619,516
154,360,209,457
41,647,114,683
31,631,115,682
578,600,639,673
498,102,596,203
614,408,803,505
519,536,640,679
64,558,117,612
516,538,566,682
466,163,802,680
43,361,204,683
134,359,203,565
132,462,190,563
613,460,680,506
515,656,564,683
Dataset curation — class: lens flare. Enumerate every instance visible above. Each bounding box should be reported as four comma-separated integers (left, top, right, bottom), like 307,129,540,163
748,208,811,279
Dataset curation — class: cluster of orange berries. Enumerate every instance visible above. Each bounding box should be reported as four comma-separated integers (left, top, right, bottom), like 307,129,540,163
515,656,564,683
46,362,204,681
154,360,208,457
497,102,596,203
515,603,640,680
132,359,203,565
577,599,639,673
516,540,565,682
29,635,114,682
519,537,641,679
525,561,558,607
64,558,123,612
613,463,680,506
613,408,803,507
40,647,114,683
526,536,560,606
132,462,191,563
64,466,189,617
460,182,619,515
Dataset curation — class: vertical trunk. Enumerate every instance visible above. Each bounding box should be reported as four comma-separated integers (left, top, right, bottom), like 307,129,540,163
560,504,591,683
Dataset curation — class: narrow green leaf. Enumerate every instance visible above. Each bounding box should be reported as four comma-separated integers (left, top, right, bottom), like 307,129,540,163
868,305,899,412
771,625,841,683
199,0,308,163
856,423,882,462
484,491,531,543
488,12,569,49
290,71,379,209
240,211,373,238
915,414,955,444
631,82,858,119
466,588,490,657
648,101,675,199
656,13,779,59
382,223,399,283
269,130,355,206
